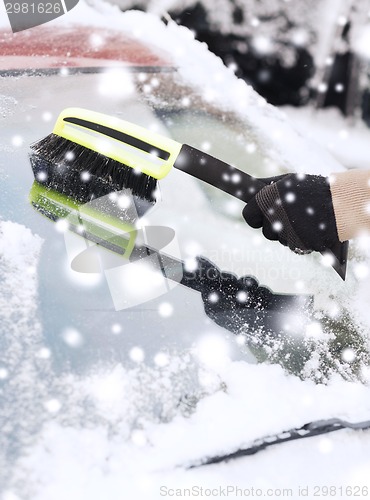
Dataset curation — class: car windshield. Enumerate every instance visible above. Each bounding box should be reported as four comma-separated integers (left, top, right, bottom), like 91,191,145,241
1,61,368,364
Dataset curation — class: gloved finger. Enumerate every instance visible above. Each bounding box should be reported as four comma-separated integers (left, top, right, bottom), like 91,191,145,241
242,197,264,228
262,221,279,241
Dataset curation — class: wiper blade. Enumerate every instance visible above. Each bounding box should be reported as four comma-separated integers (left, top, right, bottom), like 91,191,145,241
187,417,370,468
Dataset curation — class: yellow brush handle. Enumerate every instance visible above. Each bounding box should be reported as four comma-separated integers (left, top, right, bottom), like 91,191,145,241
53,108,182,180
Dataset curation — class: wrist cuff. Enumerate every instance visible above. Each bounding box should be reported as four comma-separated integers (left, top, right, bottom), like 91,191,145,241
329,170,370,241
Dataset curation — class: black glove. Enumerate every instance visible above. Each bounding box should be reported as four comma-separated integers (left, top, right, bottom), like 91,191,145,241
242,173,339,254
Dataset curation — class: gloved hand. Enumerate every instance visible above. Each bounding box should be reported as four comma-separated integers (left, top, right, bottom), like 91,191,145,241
242,173,339,254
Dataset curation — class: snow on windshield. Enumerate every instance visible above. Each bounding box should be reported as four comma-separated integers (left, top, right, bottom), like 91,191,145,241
1,1,370,498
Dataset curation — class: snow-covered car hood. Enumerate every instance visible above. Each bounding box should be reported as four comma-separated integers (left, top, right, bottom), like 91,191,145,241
1,1,370,498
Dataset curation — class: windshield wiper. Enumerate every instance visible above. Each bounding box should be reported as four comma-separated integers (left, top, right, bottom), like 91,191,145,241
187,417,370,468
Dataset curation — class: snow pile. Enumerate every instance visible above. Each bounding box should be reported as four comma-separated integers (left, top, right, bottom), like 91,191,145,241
0,221,43,369
0,222,50,485
6,359,370,500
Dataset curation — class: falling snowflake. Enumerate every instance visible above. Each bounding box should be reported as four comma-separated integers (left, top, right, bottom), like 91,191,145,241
246,143,257,154
184,257,198,273
42,111,52,122
235,334,246,346
317,83,328,93
117,194,132,209
236,290,248,303
129,346,145,363
181,96,191,106
342,348,356,363
154,352,169,367
80,171,91,182
231,172,241,184
61,327,84,348
151,77,160,87
65,150,75,161
36,347,51,359
208,291,219,304
11,135,23,147
285,192,296,203
137,72,147,83
89,33,105,49
320,252,335,268
252,35,274,55
272,221,283,232
158,302,174,318
44,398,62,414
55,219,69,233
111,323,122,335
337,15,348,27
36,171,47,182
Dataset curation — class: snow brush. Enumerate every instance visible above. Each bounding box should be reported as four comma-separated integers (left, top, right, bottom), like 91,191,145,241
30,107,348,279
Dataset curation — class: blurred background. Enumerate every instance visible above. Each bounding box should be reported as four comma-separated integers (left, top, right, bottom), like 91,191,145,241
109,0,370,124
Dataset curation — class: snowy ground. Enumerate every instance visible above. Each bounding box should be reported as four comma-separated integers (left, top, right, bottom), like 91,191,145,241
1,1,370,499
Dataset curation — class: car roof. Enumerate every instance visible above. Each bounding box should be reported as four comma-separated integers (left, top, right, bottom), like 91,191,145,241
0,25,174,73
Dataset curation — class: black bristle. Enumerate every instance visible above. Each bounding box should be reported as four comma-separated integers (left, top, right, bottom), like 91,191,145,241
30,134,158,203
